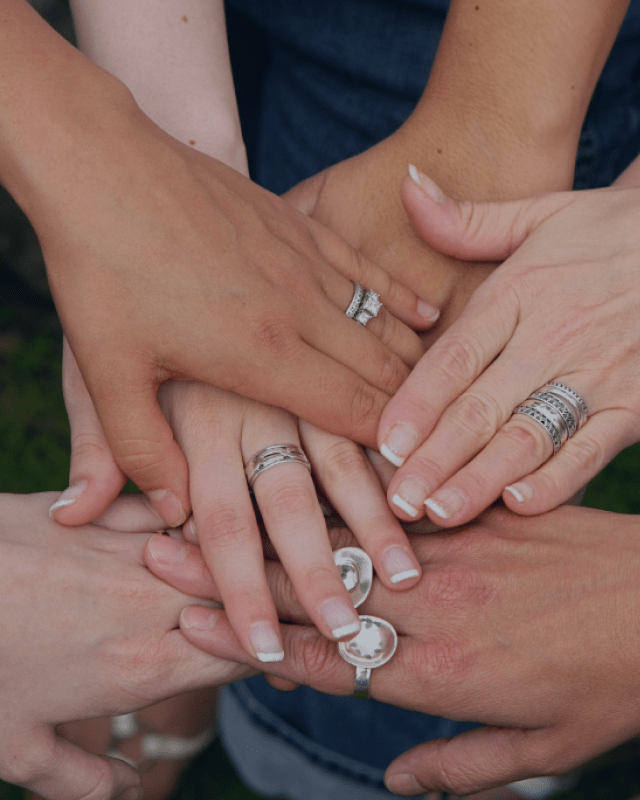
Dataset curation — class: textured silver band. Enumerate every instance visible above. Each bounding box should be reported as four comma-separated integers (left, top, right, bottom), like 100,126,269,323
531,391,578,437
544,382,589,428
245,444,311,488
513,403,563,452
354,666,371,700
345,282,364,318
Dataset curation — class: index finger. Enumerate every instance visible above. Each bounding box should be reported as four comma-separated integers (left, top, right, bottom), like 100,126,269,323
378,276,518,467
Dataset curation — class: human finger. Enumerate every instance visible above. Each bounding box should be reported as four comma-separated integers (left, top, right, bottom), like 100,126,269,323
12,727,141,800
78,347,190,528
503,409,633,515
168,389,286,665
300,422,421,589
50,337,126,525
92,492,166,533
245,417,361,642
384,725,553,797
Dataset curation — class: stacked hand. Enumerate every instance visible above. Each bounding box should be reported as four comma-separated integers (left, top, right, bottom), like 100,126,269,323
382,173,640,524
145,504,640,797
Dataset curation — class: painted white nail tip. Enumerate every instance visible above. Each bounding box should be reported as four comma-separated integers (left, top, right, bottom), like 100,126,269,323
48,498,76,518
332,621,361,640
392,494,418,518
505,485,525,503
424,497,450,519
408,163,421,184
390,569,420,584
256,651,285,663
380,443,405,467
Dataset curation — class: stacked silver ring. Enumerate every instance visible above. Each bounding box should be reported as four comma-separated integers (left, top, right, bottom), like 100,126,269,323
245,444,311,488
345,282,383,327
512,381,588,453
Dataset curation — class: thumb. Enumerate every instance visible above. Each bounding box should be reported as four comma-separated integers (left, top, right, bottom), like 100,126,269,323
400,165,573,262
384,725,546,797
17,728,141,800
78,355,190,529
284,170,327,216
51,337,127,525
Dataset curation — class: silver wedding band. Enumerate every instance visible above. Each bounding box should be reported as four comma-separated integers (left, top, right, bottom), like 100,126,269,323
512,381,588,454
345,282,383,327
245,444,311,488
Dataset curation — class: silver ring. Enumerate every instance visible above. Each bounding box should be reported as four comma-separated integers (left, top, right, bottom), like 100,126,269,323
513,401,564,452
353,289,383,327
531,391,578,437
512,381,588,454
334,547,373,609
338,615,398,699
543,382,589,429
245,444,311,488
345,282,364,318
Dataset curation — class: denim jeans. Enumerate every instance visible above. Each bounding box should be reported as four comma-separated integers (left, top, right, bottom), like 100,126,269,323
221,1,640,795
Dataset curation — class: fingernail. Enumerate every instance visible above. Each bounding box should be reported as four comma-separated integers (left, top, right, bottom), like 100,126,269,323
385,773,427,795
417,300,440,323
408,164,446,203
505,482,535,503
147,489,187,527
249,622,285,663
425,487,466,520
381,422,419,467
48,481,88,518
320,598,361,639
147,534,187,565
381,546,420,584
181,606,219,631
184,515,198,542
392,476,429,518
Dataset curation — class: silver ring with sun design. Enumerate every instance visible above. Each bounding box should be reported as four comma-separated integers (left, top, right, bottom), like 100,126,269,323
333,547,398,699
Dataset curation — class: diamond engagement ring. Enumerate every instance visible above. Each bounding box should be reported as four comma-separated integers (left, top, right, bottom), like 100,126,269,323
345,283,383,327
245,444,311,489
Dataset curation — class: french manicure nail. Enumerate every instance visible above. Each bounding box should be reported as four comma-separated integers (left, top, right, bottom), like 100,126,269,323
385,773,427,795
417,300,441,322
505,482,535,503
147,488,186,528
320,598,361,639
381,423,419,467
408,164,446,202
392,476,429,518
48,481,88,518
381,546,420,584
147,534,186,565
425,487,465,520
249,622,285,663
181,606,219,631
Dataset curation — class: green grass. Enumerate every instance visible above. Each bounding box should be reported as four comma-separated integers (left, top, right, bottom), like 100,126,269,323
1,296,639,800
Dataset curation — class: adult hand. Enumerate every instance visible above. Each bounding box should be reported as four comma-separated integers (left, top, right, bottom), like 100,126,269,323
381,174,640,524
9,68,433,529
149,505,640,796
138,380,422,661
0,492,255,800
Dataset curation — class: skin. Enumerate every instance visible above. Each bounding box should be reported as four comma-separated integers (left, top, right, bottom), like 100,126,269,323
144,506,640,797
380,172,640,526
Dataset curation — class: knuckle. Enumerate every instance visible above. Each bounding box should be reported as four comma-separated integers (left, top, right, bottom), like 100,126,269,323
320,439,369,485
269,565,305,620
564,434,606,475
421,565,489,609
288,629,345,690
265,480,318,521
502,419,552,462
250,318,301,362
200,506,249,550
448,392,500,441
113,440,166,484
70,430,113,466
405,635,470,685
377,352,409,395
350,383,381,433
435,336,483,385
0,738,55,786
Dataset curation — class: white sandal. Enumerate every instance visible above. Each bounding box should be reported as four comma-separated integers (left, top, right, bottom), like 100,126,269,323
107,712,217,771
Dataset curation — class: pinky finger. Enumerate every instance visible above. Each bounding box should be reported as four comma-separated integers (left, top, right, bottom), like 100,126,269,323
503,410,634,515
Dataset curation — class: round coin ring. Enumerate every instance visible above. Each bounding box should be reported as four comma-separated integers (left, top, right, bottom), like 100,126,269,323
333,547,373,609
339,615,398,699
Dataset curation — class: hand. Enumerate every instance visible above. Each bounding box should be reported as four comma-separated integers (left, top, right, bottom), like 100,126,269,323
145,380,422,660
24,85,433,527
0,492,255,800
150,505,640,796
380,174,640,524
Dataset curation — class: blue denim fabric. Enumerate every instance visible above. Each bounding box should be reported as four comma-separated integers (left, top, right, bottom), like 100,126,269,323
222,0,640,794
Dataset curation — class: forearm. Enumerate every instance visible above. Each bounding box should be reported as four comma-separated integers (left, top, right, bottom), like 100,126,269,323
401,0,631,199
69,0,247,171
